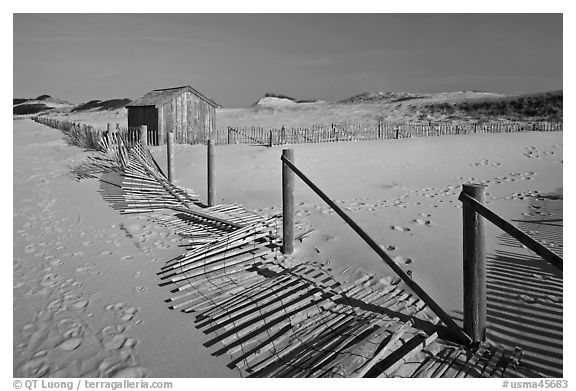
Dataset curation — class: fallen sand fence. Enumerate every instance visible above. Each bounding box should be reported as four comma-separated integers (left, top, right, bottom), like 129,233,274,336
32,118,551,378
31,116,144,149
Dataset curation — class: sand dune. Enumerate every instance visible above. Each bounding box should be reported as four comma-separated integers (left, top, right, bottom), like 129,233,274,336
31,89,562,131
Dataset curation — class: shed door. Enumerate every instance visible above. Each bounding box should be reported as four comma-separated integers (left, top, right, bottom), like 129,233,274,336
128,107,159,145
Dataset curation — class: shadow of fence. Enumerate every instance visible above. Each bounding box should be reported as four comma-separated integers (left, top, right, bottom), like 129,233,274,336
486,248,562,377
487,190,563,377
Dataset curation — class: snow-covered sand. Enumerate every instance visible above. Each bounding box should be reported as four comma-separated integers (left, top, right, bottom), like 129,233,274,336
13,119,563,377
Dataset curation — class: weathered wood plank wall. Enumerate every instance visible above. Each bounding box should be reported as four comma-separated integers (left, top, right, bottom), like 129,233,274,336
158,91,215,145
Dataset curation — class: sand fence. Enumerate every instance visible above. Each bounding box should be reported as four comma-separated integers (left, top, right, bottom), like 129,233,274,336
32,115,562,147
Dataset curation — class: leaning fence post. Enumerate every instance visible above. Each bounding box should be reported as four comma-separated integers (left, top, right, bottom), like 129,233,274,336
167,132,175,183
140,125,148,147
462,183,487,343
207,139,215,207
282,149,295,255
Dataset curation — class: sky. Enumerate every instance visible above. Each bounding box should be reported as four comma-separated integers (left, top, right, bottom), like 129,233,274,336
13,13,563,108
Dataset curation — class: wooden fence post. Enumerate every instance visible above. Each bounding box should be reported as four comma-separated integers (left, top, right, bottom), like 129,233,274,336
207,139,215,207
282,149,295,255
116,124,122,157
268,130,273,147
395,127,399,139
331,123,335,142
157,129,164,146
462,183,487,343
140,125,148,147
167,132,175,183
281,125,286,145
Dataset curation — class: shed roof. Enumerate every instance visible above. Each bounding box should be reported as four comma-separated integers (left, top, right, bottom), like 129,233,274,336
126,86,218,108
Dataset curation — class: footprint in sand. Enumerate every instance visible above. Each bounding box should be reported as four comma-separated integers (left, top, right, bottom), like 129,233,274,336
119,307,140,322
381,276,401,286
62,326,83,339
124,338,138,348
322,234,337,242
134,286,146,295
19,357,50,377
392,256,413,265
391,225,411,232
58,337,83,351
105,303,141,323
103,334,127,351
153,241,169,249
413,219,432,226
531,273,550,281
546,295,562,304
125,306,139,315
110,366,147,378
120,313,135,322
74,265,89,273
518,294,537,304
105,302,125,312
49,259,63,267
47,299,63,312
71,299,89,310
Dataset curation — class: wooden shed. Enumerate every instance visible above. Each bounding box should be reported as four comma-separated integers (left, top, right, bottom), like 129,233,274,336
126,86,217,146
